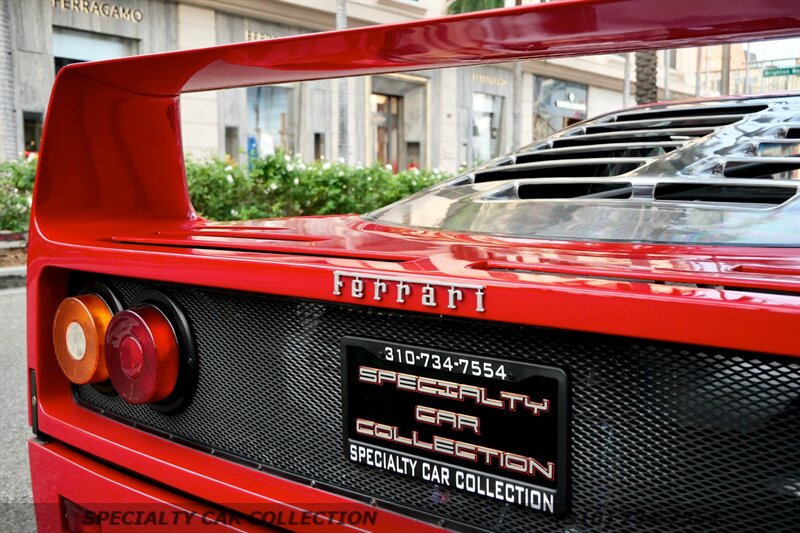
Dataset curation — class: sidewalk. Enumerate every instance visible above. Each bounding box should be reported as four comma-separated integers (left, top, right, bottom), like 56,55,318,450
0,266,25,290
0,233,26,289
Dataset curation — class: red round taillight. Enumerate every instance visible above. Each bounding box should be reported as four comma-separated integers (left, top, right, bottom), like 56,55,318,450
53,294,113,384
105,305,180,405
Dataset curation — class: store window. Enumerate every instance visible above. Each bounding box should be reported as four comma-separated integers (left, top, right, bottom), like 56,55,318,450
246,85,295,156
533,78,588,139
224,127,239,159
371,93,401,170
23,112,43,154
314,133,326,161
472,92,504,163
370,75,428,171
52,27,137,74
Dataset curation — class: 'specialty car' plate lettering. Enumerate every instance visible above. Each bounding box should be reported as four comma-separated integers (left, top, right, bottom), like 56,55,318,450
341,337,569,515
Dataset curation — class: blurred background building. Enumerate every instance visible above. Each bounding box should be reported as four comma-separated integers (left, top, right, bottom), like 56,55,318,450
1,0,799,171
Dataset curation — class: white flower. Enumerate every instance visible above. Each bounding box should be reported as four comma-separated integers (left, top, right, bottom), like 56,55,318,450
412,168,420,175
385,164,392,170
367,176,372,181
226,174,234,184
224,165,233,172
230,209,239,216
293,177,300,186
322,162,331,170
338,170,344,177
297,163,306,171
286,163,294,171
270,182,279,190
284,154,291,162
433,167,441,174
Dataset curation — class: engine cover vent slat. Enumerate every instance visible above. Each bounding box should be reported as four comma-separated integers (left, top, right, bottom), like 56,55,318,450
758,141,800,157
517,142,681,163
550,128,716,148
516,182,634,200
723,157,800,180
584,113,745,134
473,158,647,183
613,104,768,122
653,183,797,206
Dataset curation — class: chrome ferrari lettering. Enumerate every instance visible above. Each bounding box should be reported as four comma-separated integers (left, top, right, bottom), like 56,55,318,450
422,285,436,307
396,281,410,303
351,277,364,298
373,279,387,300
447,286,463,309
476,288,486,312
333,271,486,313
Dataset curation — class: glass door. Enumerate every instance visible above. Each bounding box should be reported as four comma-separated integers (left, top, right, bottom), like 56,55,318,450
371,93,402,171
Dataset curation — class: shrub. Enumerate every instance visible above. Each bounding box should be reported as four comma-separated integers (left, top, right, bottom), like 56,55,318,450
0,153,449,230
189,152,449,221
0,157,37,232
184,157,261,221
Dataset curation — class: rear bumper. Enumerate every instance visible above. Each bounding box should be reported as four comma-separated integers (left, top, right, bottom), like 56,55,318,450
29,439,254,532
29,439,404,532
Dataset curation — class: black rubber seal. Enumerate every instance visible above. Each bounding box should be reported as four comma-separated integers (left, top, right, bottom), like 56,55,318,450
129,289,198,414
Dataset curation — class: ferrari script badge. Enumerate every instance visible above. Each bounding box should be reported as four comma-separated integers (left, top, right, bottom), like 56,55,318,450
333,271,485,313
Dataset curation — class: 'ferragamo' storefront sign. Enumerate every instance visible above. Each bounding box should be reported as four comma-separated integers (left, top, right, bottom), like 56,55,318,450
51,0,144,23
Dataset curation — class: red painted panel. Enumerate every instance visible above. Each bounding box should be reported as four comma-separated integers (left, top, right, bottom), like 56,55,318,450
26,1,800,529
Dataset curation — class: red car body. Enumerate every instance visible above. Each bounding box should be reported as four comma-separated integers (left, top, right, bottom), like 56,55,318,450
27,0,800,531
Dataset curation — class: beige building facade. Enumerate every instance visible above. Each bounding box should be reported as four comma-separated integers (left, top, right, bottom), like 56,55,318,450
2,0,730,171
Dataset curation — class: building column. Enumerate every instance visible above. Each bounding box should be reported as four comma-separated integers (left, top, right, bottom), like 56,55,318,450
0,0,19,160
521,71,533,145
438,68,459,172
177,4,219,158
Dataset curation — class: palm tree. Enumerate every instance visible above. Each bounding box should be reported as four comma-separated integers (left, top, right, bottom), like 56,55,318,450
635,51,658,104
446,0,503,14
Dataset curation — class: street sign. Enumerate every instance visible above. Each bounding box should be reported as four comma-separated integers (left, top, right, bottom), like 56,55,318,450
763,66,800,77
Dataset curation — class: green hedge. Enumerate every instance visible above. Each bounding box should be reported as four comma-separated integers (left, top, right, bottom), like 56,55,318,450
187,153,449,221
0,157,37,232
0,153,448,231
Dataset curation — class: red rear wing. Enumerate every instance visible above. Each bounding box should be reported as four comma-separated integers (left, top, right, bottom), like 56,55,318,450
33,0,800,227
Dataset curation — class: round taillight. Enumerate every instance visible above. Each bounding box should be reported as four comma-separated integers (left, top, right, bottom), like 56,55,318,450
53,294,114,384
105,305,180,405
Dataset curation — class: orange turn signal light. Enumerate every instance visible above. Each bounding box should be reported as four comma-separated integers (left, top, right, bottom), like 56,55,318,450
53,294,114,384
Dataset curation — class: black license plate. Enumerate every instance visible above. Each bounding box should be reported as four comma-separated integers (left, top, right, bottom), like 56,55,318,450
341,337,568,515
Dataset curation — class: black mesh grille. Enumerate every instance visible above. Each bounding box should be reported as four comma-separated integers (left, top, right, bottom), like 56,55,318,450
76,276,800,532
